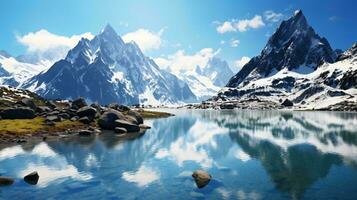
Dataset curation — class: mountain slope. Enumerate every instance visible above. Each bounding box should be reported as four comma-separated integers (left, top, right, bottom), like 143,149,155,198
23,25,196,105
206,10,357,111
227,10,336,88
0,51,47,87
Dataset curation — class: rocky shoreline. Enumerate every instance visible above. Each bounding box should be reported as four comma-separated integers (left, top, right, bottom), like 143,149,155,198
0,86,173,144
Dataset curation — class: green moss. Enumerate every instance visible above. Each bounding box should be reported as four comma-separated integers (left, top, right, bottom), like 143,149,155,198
137,110,174,119
0,117,85,135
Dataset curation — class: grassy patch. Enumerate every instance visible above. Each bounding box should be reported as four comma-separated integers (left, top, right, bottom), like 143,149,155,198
0,117,85,135
137,110,174,119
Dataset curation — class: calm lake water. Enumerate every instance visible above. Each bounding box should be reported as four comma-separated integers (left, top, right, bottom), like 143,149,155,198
0,109,357,200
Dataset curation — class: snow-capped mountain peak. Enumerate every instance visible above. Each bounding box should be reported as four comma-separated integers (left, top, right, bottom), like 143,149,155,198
22,24,196,105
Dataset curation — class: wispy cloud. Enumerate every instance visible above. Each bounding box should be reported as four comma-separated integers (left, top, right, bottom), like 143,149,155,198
17,29,94,53
264,10,284,22
230,39,240,47
216,15,265,33
122,28,164,52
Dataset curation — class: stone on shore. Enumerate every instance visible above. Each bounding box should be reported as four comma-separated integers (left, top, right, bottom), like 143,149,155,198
139,124,151,129
0,107,36,119
115,120,140,132
24,171,39,185
0,176,14,186
72,97,87,109
79,116,91,124
76,106,97,118
127,110,143,124
78,130,94,136
98,109,126,130
192,170,211,188
18,98,37,110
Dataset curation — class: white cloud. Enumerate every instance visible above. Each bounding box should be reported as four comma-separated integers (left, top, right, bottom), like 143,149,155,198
154,48,220,73
16,29,94,65
122,28,163,52
234,56,251,71
236,15,265,32
264,10,284,22
220,40,225,45
230,39,240,47
216,15,265,33
17,29,94,53
216,21,236,34
122,165,160,187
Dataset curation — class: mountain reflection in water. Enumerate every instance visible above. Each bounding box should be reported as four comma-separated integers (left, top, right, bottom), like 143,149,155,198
0,109,356,200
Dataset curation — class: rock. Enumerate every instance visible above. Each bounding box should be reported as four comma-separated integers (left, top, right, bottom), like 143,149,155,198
18,98,37,110
0,107,36,119
98,109,126,130
36,106,51,113
127,110,143,124
114,127,127,134
24,171,39,185
0,176,14,186
72,97,87,109
78,130,94,136
44,120,55,126
46,115,61,122
118,105,130,112
76,106,97,118
220,103,235,109
45,100,57,109
139,124,151,129
58,112,70,119
115,120,140,132
79,116,91,124
282,99,294,107
125,115,139,125
70,116,79,121
192,170,211,188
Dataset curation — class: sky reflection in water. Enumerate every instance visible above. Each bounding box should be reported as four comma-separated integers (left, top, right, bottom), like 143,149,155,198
0,109,357,199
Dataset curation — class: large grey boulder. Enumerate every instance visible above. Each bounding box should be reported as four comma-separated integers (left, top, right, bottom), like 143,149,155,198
76,106,97,118
192,170,211,188
98,109,126,130
0,107,36,119
115,120,140,132
127,110,143,124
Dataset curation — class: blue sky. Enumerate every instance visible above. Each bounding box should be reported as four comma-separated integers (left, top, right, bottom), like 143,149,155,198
0,0,356,71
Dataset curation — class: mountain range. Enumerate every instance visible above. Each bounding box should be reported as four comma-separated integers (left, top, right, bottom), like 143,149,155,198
208,10,357,110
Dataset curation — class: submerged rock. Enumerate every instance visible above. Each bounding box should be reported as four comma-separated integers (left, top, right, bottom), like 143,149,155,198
0,176,14,186
114,127,127,134
24,171,39,185
192,170,211,188
115,120,140,132
78,130,94,136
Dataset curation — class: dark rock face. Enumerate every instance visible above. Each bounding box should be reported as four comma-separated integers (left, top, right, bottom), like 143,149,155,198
78,116,91,124
98,109,126,130
192,170,211,188
78,130,94,136
0,107,36,119
227,10,336,88
115,120,140,132
282,99,294,107
24,171,39,185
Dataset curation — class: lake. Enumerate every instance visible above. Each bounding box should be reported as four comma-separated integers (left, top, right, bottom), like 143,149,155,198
0,109,357,200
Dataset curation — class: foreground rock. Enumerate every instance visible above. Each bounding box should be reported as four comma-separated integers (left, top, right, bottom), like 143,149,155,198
0,176,14,186
114,127,127,134
76,106,97,119
115,120,140,132
98,109,126,130
192,170,211,188
0,107,36,119
24,171,39,185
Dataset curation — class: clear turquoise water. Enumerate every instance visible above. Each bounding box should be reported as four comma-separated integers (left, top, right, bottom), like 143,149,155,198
0,109,357,200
